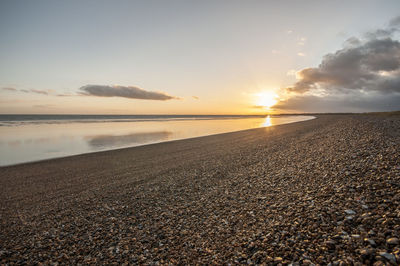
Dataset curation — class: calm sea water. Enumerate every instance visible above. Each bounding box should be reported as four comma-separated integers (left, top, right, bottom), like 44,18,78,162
0,115,314,166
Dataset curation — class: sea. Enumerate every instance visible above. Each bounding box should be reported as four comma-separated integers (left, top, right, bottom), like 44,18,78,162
0,114,314,166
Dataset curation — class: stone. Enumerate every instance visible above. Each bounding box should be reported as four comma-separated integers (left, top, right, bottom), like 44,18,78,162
386,237,399,245
344,209,356,215
359,248,373,258
364,238,377,246
379,252,396,264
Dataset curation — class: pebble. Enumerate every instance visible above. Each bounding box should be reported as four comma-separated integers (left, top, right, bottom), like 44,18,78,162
386,237,399,245
379,252,396,264
344,209,356,215
364,238,377,246
359,248,373,257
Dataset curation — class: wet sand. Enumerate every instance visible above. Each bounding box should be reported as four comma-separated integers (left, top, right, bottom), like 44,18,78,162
1,114,399,264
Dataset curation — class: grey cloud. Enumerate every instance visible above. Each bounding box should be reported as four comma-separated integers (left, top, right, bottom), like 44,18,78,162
283,17,400,112
17,89,49,95
276,94,400,113
287,38,400,94
343,37,362,48
2,87,17,91
79,85,179,100
364,16,400,39
30,89,48,95
56,93,74,97
389,16,400,28
364,29,394,40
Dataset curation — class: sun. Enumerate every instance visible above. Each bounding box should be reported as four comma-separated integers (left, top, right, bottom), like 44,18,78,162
256,91,278,109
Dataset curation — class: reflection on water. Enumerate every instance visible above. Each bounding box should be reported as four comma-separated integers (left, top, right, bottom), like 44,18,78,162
0,115,314,166
8,140,21,147
87,131,172,149
262,116,272,127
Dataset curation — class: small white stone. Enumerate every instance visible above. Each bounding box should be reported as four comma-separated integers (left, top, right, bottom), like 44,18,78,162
344,209,356,215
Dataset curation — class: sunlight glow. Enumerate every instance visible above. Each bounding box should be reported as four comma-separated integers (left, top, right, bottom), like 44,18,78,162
256,91,278,109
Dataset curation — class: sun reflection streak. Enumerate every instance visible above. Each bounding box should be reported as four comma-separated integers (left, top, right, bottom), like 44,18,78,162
261,115,272,127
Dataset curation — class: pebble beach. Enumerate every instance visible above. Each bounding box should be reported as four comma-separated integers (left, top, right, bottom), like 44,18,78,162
1,114,399,265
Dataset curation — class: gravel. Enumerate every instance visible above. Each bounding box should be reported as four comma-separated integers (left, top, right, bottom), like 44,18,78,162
0,114,399,264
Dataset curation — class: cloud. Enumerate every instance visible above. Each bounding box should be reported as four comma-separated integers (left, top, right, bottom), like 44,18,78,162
79,85,179,100
14,88,49,95
2,85,179,101
192,96,199,100
30,89,48,95
56,93,75,97
363,16,400,40
287,37,400,94
5,88,51,95
297,52,306,57
2,87,17,91
276,93,400,113
281,17,400,112
389,16,400,28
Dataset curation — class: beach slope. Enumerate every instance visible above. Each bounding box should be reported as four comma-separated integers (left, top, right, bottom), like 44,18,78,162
1,114,399,264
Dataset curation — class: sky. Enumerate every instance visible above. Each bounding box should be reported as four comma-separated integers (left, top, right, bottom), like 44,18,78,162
1,0,400,114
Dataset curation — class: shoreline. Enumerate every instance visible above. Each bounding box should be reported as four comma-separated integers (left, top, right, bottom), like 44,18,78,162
0,115,315,167
1,114,399,264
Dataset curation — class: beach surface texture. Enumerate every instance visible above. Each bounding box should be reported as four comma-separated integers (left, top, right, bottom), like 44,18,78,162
1,114,399,264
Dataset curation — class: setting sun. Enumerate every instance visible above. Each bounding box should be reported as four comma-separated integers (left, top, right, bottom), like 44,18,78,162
256,91,278,109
